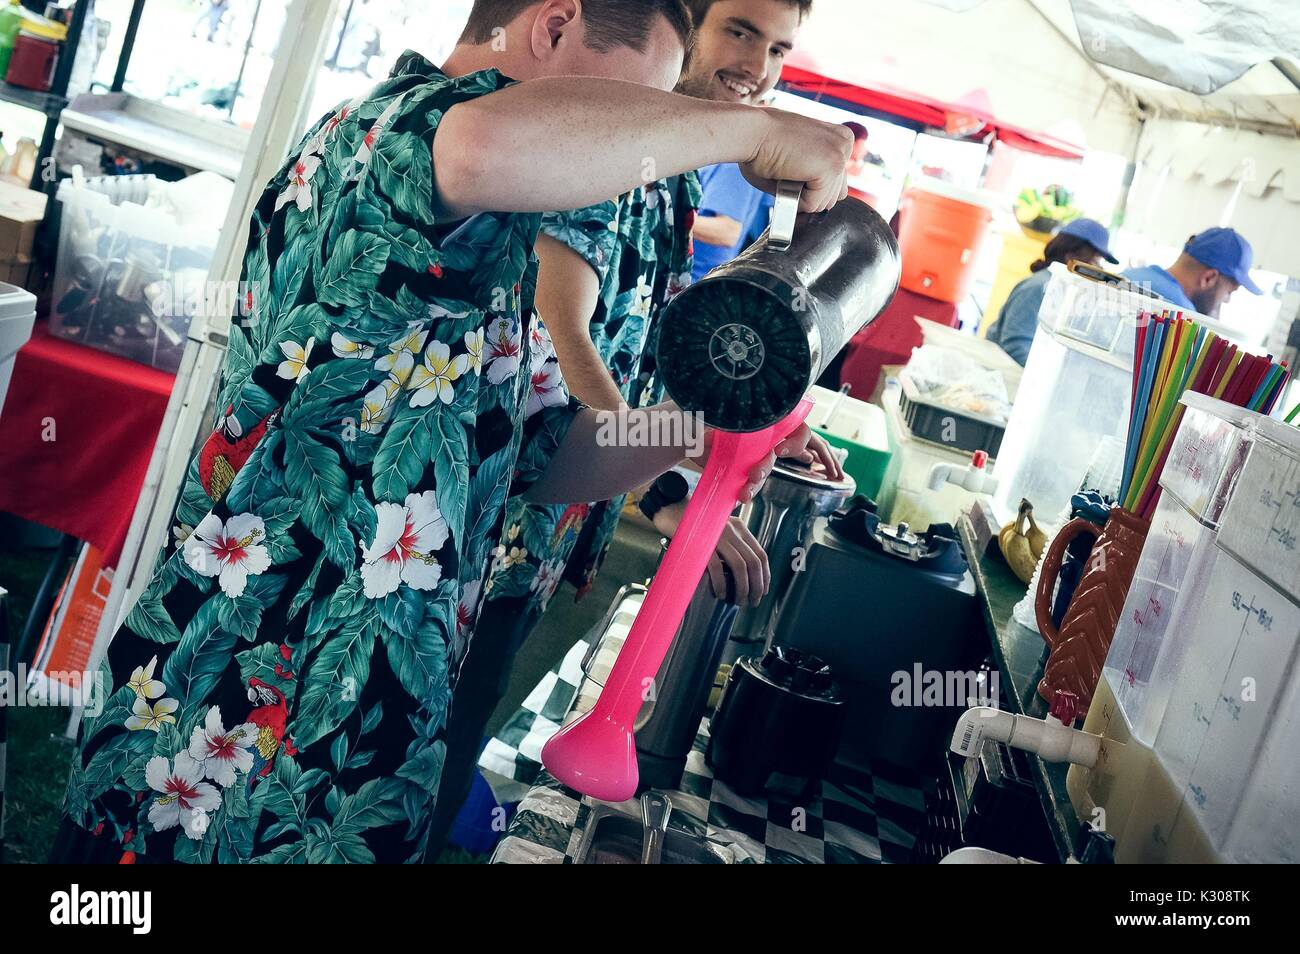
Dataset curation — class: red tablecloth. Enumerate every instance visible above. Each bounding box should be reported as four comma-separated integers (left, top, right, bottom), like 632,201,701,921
839,288,960,397
0,323,175,565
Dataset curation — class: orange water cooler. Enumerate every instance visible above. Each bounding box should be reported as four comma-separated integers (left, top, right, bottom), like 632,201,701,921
896,178,996,304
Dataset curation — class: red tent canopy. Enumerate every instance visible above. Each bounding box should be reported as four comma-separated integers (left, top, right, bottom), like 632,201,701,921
780,62,1086,160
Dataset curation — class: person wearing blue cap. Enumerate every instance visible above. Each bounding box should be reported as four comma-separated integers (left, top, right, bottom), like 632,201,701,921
987,218,1117,365
1122,227,1262,318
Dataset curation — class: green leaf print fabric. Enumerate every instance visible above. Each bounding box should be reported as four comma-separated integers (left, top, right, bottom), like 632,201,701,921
52,52,577,865
482,173,701,617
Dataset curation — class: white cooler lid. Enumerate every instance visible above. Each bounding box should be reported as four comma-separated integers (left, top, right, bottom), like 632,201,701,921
0,281,38,357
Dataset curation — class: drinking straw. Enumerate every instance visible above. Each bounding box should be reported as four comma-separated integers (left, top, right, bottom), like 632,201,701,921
1131,311,1150,412
1127,326,1199,511
1248,364,1284,411
1242,355,1276,409
1264,365,1291,415
1212,349,1243,399
1128,319,1170,496
1121,318,1166,500
1137,322,1191,459
1221,353,1256,407
1286,401,1300,424
1190,335,1226,395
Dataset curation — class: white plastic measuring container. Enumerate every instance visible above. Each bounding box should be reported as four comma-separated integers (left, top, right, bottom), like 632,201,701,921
1067,393,1300,862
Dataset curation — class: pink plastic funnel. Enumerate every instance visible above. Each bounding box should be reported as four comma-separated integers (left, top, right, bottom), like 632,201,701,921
541,398,815,801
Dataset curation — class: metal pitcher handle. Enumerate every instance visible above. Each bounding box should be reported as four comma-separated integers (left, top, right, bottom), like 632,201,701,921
768,180,803,251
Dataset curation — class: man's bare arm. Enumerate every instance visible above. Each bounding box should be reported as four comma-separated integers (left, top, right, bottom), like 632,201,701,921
534,233,627,411
692,214,743,250
433,77,852,220
525,403,815,507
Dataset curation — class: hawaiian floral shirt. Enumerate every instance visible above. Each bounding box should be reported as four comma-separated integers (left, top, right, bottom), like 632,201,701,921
484,172,701,615
56,53,577,864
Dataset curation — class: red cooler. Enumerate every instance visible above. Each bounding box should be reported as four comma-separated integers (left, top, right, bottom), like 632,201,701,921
897,178,995,303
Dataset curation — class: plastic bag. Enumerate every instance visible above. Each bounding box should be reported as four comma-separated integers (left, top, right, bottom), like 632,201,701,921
903,343,1013,422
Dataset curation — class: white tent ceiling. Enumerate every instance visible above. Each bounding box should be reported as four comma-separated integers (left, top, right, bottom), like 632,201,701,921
795,0,1300,273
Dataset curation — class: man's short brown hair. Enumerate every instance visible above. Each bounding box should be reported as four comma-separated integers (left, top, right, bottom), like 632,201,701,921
685,0,813,27
462,0,693,52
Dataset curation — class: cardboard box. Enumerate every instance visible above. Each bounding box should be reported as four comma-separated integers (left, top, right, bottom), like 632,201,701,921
0,179,48,289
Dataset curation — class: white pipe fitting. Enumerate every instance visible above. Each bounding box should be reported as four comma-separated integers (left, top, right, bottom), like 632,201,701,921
951,706,1100,767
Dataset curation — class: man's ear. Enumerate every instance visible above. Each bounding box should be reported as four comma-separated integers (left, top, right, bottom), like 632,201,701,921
529,0,582,60
1200,267,1221,290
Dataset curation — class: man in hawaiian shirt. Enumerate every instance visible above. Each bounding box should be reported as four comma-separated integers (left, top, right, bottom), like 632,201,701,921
51,0,851,864
425,0,845,859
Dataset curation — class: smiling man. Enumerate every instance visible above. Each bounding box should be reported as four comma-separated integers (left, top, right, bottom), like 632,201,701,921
681,0,812,279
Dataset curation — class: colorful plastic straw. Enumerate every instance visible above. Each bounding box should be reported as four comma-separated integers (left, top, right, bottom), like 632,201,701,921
1117,308,1289,517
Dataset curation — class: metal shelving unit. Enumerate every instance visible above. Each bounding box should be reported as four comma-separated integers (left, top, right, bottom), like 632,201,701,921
0,0,92,190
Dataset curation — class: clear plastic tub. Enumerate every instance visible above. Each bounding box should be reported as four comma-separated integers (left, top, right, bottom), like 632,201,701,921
48,173,219,373
1067,396,1300,862
992,267,1239,528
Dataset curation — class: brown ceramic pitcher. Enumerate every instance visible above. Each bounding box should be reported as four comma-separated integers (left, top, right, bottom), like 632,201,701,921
1034,507,1150,709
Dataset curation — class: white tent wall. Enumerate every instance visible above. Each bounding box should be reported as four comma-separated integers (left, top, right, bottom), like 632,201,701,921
798,0,1145,154
1133,118,1300,277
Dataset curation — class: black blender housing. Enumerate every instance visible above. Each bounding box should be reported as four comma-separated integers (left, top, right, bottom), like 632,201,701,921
656,196,901,432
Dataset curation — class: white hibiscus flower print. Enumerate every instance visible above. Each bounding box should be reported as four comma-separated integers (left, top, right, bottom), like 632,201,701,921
183,513,272,597
355,96,405,165
275,153,321,213
331,332,375,359
276,337,315,381
456,578,483,636
128,656,165,700
529,318,558,372
360,491,450,598
531,559,566,609
146,752,222,839
527,360,569,417
408,340,469,408
126,695,179,731
187,706,259,789
483,316,522,385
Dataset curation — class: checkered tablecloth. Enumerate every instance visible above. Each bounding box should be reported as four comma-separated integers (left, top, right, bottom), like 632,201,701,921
491,718,931,864
480,589,933,864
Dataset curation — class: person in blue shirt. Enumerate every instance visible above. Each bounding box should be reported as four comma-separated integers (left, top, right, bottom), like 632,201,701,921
1122,227,1262,318
987,218,1117,365
692,161,775,280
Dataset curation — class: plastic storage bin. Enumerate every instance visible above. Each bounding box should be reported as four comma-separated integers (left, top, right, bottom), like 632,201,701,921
5,28,59,91
897,370,1006,457
48,173,219,373
1068,397,1300,862
990,266,1236,528
0,279,36,416
897,178,996,304
0,2,64,80
807,383,891,500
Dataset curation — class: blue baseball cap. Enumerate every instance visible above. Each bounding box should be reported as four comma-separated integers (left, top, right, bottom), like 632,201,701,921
1184,227,1261,294
1057,218,1117,264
